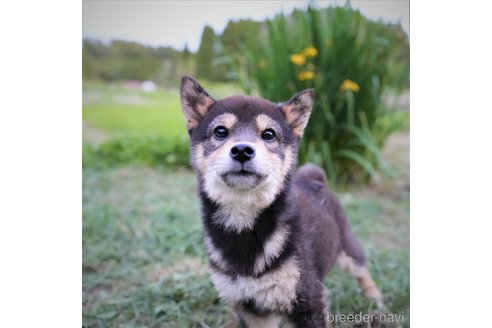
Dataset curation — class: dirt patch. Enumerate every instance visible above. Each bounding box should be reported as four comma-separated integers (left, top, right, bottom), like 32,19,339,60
83,91,102,104
362,132,410,200
382,132,410,175
147,257,208,282
383,90,410,109
83,121,110,144
113,94,145,105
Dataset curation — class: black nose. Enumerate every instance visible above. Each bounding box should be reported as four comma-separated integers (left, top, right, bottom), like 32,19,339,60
230,143,256,163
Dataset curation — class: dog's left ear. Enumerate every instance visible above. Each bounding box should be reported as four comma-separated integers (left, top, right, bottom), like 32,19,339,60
180,76,215,133
280,89,315,137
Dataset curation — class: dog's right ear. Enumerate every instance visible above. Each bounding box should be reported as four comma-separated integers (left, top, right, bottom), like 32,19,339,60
180,76,215,133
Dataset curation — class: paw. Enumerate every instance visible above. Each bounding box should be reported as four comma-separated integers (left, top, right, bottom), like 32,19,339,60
363,285,385,310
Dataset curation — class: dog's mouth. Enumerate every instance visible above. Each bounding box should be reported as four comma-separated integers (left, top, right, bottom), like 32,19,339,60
221,169,266,190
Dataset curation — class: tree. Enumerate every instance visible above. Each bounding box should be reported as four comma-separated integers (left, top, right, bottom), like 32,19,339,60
221,19,263,54
196,25,217,80
182,43,191,62
196,25,228,81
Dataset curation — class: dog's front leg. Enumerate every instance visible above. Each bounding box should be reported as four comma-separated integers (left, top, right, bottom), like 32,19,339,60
286,298,329,328
286,309,328,328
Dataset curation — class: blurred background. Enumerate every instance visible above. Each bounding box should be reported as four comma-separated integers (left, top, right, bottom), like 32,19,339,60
83,1,409,327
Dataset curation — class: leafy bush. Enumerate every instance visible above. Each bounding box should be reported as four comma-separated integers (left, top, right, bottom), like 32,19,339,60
233,6,409,185
83,136,190,170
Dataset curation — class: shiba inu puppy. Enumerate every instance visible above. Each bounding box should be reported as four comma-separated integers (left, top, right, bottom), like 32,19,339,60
180,76,384,327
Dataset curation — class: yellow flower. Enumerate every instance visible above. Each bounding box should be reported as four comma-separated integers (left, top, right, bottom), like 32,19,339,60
298,70,315,81
340,79,360,93
290,54,306,66
302,47,318,57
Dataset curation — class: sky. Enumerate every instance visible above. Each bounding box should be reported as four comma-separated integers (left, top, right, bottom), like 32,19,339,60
83,0,409,51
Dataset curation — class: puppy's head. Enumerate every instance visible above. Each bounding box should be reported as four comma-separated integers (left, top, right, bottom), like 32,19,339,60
180,76,314,205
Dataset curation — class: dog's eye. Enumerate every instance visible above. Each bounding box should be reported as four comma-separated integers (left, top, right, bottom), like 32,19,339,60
261,129,276,141
213,126,228,140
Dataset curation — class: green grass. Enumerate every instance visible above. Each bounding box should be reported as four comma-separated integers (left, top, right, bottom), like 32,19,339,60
82,80,244,141
83,81,186,139
83,166,409,327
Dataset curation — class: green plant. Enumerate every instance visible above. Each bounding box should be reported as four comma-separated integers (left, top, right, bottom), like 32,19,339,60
83,135,190,170
233,5,408,185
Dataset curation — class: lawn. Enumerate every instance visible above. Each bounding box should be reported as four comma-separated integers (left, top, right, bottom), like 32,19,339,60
82,166,409,327
82,81,244,142
83,81,186,140
83,81,409,327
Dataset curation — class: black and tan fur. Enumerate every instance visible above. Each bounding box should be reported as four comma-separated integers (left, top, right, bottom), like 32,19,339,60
180,76,384,327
